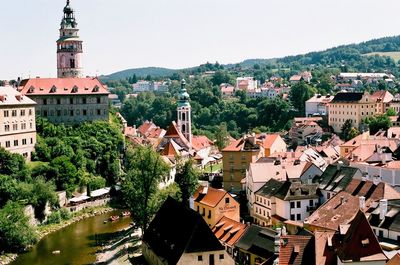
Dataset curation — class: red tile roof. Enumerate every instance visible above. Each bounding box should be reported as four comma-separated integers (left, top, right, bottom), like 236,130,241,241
19,77,109,95
279,235,315,265
260,134,279,149
192,135,213,151
193,186,229,208
212,216,248,247
138,120,156,136
388,253,400,265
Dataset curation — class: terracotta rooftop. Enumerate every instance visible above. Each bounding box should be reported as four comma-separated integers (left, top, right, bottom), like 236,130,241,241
19,77,109,95
137,120,156,136
212,216,248,247
387,253,400,265
371,90,394,103
222,136,260,152
257,134,281,149
193,186,229,208
305,191,360,231
192,135,213,152
279,235,315,265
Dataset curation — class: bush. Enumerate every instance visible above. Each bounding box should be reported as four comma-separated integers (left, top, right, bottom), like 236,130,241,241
59,208,72,221
46,211,62,224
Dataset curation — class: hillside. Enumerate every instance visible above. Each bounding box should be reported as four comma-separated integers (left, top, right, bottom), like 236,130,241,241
102,35,400,80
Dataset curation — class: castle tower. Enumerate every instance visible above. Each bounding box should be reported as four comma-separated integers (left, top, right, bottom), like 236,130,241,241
177,79,192,144
57,0,83,78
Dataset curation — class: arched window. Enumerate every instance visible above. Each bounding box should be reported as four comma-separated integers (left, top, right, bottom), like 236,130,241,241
182,112,186,121
182,124,186,133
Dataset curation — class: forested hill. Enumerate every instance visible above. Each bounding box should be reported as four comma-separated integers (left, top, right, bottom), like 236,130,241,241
102,35,400,80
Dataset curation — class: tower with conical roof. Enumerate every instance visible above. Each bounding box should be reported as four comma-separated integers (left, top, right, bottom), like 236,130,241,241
177,79,192,144
57,0,83,78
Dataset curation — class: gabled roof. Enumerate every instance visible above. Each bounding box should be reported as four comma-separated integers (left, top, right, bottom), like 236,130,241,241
257,134,281,149
279,235,315,265
316,164,361,192
371,90,394,103
387,253,400,265
305,191,359,231
222,136,260,152
137,120,156,136
235,225,277,260
335,211,387,263
193,186,230,208
19,77,109,95
255,179,285,198
143,197,224,264
212,216,248,247
192,135,213,151
345,179,400,205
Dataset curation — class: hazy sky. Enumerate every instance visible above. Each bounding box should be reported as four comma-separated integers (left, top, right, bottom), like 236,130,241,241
1,0,399,79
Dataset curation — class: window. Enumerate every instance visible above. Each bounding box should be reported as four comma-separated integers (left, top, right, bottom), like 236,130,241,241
290,201,295,208
70,110,74,116
57,110,61,116
20,110,25,116
297,214,301,220
290,214,295,221
327,192,331,199
83,98,87,104
57,99,61,105
14,140,18,146
97,97,101,104
4,110,9,117
219,254,224,260
21,123,26,130
30,122,33,129
297,201,301,208
197,205,199,212
208,210,211,219
13,124,18,131
43,99,47,105
12,110,17,116
30,138,33,144
83,110,87,116
309,200,314,206
378,230,383,238
43,110,48,117
198,255,202,261
97,109,101,115
202,208,205,216
225,197,230,204
5,141,10,148
70,98,74,104
22,139,27,145
4,125,10,132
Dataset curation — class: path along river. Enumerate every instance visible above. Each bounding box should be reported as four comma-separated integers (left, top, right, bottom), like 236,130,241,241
11,210,132,265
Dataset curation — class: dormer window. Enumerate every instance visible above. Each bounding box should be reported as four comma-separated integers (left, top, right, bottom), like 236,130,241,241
93,85,99,92
50,86,57,93
28,86,35,93
72,86,78,93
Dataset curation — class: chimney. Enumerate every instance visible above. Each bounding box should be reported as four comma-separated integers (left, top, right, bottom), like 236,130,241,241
379,199,388,220
274,228,282,255
373,175,381,185
337,161,343,171
359,196,366,211
340,196,346,205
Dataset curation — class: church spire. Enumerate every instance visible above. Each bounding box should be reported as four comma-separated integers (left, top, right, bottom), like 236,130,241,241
57,0,83,78
177,79,192,144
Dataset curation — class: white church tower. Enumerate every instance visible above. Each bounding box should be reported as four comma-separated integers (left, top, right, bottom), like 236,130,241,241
177,79,192,144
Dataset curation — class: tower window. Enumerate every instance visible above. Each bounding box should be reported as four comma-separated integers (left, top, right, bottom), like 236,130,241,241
182,124,186,133
182,113,186,120
70,59,75,68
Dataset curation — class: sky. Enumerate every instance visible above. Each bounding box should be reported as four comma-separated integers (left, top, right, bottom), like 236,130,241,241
1,0,399,80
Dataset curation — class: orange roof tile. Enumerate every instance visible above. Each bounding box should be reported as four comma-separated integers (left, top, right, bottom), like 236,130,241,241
388,253,400,265
138,121,156,136
192,135,213,151
212,216,247,247
193,186,229,208
19,77,109,95
261,134,279,149
279,235,315,265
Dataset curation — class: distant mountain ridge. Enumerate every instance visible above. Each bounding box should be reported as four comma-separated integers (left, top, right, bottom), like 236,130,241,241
101,35,400,80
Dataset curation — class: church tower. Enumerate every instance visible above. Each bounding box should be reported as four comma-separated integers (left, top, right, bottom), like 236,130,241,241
57,0,83,78
177,79,192,144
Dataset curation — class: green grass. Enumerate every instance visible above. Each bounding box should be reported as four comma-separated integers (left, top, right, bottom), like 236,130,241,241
363,51,400,62
27,161,49,170
203,163,222,173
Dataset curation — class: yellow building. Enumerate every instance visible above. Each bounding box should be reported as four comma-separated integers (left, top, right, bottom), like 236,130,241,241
193,185,240,227
328,91,376,133
222,136,263,193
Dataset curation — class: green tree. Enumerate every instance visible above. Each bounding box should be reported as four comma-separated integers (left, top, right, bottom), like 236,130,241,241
348,127,360,140
121,146,169,232
0,202,38,251
386,107,397,116
215,122,229,150
289,81,316,115
175,159,200,207
341,119,353,141
365,114,392,134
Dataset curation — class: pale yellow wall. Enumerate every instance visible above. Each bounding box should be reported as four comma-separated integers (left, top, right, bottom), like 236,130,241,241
222,150,261,192
194,193,240,227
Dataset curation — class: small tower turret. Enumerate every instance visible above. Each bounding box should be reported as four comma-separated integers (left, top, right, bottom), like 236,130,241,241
57,0,83,78
177,79,192,144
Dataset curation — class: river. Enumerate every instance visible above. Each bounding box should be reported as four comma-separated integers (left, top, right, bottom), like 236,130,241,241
11,210,132,265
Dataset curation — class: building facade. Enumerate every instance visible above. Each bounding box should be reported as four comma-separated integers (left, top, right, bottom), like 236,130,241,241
19,78,109,124
177,79,192,144
57,0,83,78
328,91,376,133
0,87,36,160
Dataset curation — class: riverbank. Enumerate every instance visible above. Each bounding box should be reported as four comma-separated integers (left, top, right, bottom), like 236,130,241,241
95,226,145,265
0,205,114,265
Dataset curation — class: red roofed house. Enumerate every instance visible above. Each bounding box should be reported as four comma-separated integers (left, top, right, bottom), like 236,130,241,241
18,1,109,125
278,235,315,265
193,185,240,227
371,90,393,114
256,133,287,157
